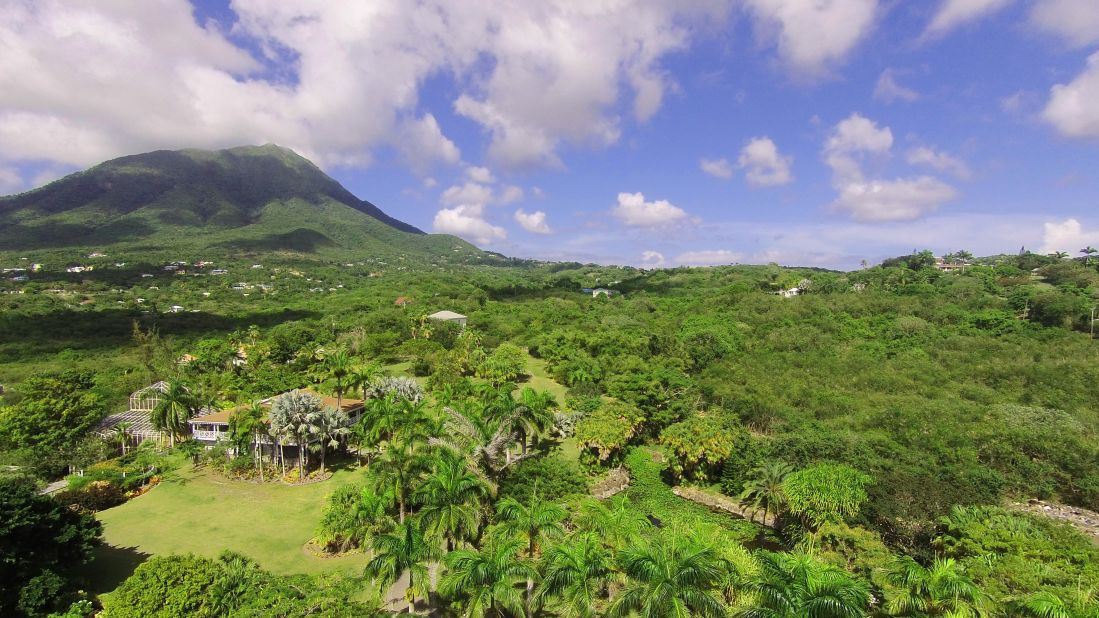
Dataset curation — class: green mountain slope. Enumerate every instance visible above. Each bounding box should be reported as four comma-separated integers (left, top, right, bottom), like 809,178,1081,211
0,144,480,261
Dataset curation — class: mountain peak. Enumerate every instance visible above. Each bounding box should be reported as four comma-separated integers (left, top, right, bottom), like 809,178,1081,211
0,145,466,256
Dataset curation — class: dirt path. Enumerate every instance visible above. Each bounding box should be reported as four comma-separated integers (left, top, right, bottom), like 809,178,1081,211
1011,499,1099,544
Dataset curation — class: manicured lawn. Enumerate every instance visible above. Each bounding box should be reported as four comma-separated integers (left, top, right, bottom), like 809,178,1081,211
88,461,372,593
524,354,568,401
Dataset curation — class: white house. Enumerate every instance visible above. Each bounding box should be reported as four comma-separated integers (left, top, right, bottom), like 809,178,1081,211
428,310,468,327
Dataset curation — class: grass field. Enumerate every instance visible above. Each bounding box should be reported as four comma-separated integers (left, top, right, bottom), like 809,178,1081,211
89,461,372,594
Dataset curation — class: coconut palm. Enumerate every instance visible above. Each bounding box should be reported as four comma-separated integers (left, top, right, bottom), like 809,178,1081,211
373,436,430,523
885,556,988,618
1081,246,1097,266
739,461,793,526
495,493,567,610
574,495,652,551
325,348,353,409
414,452,489,551
1049,251,1069,260
513,387,557,455
111,421,133,456
311,405,351,476
608,535,729,618
365,517,441,615
537,533,613,617
151,381,197,447
349,362,383,402
441,536,536,618
433,400,520,479
737,551,870,618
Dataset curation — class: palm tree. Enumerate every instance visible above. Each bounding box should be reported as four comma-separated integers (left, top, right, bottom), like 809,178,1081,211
739,461,793,526
884,557,987,617
111,422,133,456
365,517,441,615
441,536,536,618
325,348,353,409
151,381,197,447
433,400,520,480
349,362,383,402
514,387,557,456
537,533,613,617
737,551,870,618
311,406,351,476
1081,246,1097,266
574,495,652,551
1049,251,1069,260
414,452,489,551
374,437,429,523
495,494,567,610
1006,589,1098,618
228,401,267,481
364,394,403,445
269,390,324,481
608,535,729,618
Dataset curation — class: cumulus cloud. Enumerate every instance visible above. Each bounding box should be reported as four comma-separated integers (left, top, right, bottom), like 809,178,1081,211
640,250,666,267
737,137,793,187
906,147,972,179
700,158,733,179
1043,51,1099,139
613,192,691,228
0,0,723,173
823,114,958,221
514,209,552,234
923,0,1012,39
441,182,495,208
1040,218,1099,254
465,166,494,184
498,185,524,205
1029,0,1099,47
873,69,919,103
433,204,507,245
675,249,742,266
742,0,878,77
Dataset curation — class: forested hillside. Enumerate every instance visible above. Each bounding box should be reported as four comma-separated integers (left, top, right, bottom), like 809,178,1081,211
1,249,1097,616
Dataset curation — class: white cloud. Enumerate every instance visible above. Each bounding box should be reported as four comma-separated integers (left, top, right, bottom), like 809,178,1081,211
498,185,524,205
823,114,958,221
0,1,724,174
737,137,793,187
640,250,666,267
433,204,507,245
832,177,958,222
394,114,461,172
1040,218,1099,254
1043,51,1099,139
465,166,494,184
873,69,919,103
441,182,495,208
700,158,733,179
423,177,438,189
823,113,893,182
924,0,1012,39
675,249,742,266
612,192,691,228
0,166,23,195
906,146,972,179
1029,0,1099,47
514,209,552,234
742,0,878,77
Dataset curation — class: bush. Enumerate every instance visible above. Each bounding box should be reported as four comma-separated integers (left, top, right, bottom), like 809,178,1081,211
56,480,127,512
499,455,588,503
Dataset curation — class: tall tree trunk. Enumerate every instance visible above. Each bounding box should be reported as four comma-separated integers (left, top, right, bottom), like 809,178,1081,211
320,446,326,476
408,570,415,615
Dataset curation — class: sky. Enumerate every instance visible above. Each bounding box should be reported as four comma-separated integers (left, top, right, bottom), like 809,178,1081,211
2,0,1099,269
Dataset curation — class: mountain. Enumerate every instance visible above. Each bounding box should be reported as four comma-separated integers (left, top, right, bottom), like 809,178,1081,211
0,144,480,260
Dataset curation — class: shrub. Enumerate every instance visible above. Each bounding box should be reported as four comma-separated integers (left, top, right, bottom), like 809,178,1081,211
499,455,588,503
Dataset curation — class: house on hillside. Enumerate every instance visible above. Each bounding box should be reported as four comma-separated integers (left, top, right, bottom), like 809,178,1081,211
935,257,968,272
428,310,467,327
581,288,620,298
188,390,365,457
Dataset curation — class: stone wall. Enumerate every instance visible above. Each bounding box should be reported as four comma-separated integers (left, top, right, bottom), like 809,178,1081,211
590,467,630,499
672,485,774,527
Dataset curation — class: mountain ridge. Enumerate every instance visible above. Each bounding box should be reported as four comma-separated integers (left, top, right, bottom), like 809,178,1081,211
0,144,478,260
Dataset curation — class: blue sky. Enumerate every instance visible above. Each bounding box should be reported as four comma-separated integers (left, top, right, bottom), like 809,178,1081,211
2,0,1098,268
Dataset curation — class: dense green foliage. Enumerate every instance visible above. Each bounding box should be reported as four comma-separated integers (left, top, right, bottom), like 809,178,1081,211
0,476,101,617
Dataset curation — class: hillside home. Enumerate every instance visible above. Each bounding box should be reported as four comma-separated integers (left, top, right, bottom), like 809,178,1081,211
428,310,468,327
95,381,177,445
188,390,365,456
935,257,968,272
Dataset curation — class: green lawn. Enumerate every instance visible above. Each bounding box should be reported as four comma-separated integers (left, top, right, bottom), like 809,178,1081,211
89,462,372,594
